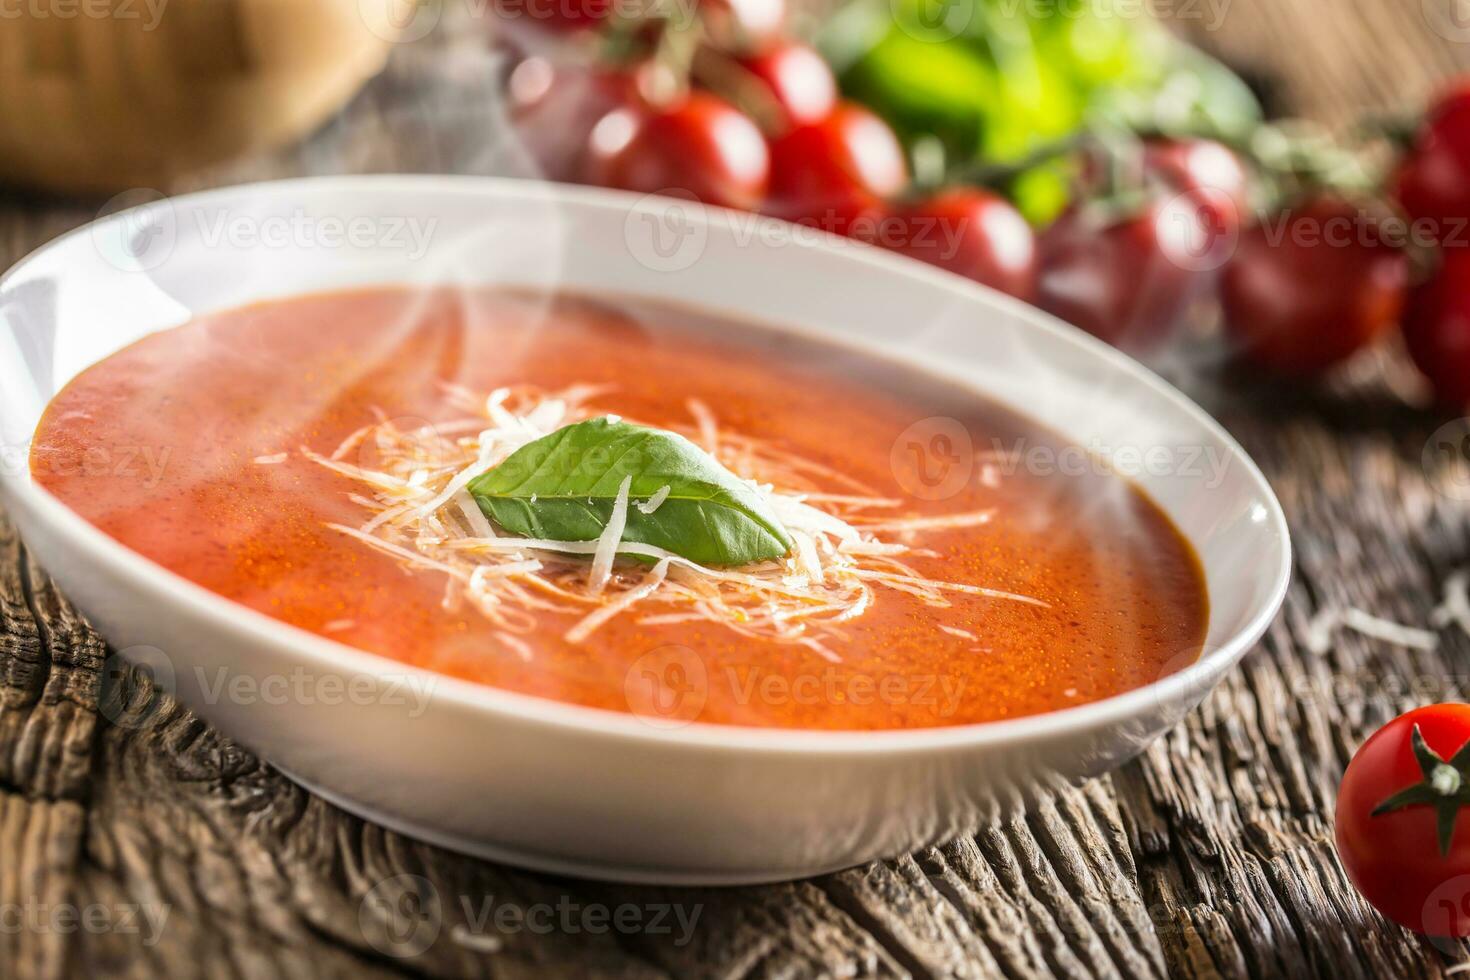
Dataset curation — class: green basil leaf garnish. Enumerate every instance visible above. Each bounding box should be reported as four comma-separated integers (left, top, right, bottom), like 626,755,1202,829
467,418,793,566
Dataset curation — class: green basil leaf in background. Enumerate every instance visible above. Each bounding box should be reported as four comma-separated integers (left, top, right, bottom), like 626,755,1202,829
467,418,793,566
823,0,1261,225
1007,161,1074,226
841,27,998,162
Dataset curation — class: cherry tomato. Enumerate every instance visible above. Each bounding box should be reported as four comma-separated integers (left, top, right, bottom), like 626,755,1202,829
738,41,837,129
1081,138,1250,237
1035,196,1212,351
702,0,786,52
508,59,637,181
585,92,770,211
1337,704,1470,936
1404,247,1470,407
1222,198,1407,377
1142,138,1251,237
877,190,1037,300
766,102,909,237
1396,80,1470,232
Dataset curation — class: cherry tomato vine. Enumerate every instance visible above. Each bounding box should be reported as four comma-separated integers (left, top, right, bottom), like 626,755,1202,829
495,0,1470,402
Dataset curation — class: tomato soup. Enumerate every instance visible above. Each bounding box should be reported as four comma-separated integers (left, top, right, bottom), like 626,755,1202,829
30,288,1207,730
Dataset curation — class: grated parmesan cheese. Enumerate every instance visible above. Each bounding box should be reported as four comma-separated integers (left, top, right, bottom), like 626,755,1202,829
1433,570,1470,638
568,558,672,643
588,476,632,595
305,385,1039,658
686,398,719,454
494,631,535,662
1305,605,1438,654
636,485,671,514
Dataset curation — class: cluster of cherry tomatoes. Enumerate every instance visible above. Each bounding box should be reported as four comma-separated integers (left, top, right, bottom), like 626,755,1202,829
1217,79,1470,399
500,0,1470,408
1396,85,1470,407
502,0,1041,298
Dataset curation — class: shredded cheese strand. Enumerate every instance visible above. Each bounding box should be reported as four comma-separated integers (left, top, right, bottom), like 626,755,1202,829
589,476,633,595
301,385,1041,660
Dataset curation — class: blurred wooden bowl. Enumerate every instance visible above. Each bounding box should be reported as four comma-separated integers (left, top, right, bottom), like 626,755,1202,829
0,0,402,194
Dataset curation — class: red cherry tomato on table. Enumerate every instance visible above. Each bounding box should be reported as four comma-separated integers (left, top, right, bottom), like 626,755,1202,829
585,92,770,211
766,102,909,237
1337,704,1470,937
1035,197,1211,351
1396,80,1470,233
878,190,1037,300
1405,247,1470,407
1221,198,1407,377
738,41,837,129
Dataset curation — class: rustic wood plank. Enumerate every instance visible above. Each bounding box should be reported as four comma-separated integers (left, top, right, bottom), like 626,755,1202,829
1159,0,1470,126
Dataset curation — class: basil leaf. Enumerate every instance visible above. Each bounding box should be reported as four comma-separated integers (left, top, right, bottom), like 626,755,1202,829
467,418,793,566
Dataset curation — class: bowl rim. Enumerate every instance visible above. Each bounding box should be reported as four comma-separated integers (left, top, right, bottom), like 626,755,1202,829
0,174,1292,756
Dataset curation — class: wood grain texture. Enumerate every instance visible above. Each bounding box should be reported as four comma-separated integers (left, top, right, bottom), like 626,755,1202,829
6,4,1470,978
1158,0,1470,125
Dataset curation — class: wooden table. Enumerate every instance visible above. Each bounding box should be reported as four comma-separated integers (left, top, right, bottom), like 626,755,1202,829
6,4,1470,977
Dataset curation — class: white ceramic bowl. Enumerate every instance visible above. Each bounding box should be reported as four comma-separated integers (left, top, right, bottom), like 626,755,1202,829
0,177,1289,884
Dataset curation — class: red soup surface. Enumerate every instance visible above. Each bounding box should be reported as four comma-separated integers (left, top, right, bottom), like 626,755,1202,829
31,288,1207,730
